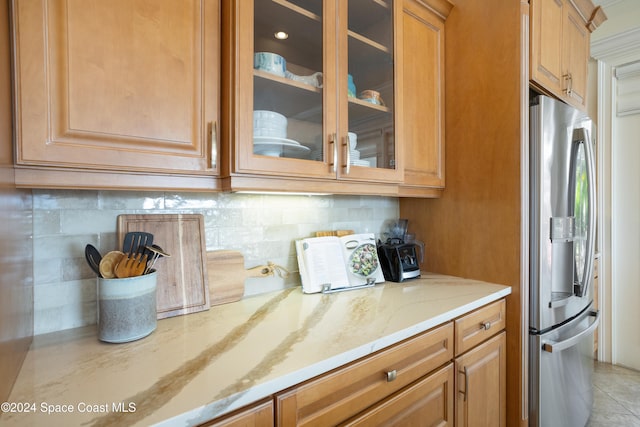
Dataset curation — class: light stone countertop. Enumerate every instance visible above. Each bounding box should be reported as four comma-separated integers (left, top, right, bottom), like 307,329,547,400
3,273,511,427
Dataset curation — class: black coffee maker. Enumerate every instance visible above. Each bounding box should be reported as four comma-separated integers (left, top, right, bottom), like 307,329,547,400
377,219,424,282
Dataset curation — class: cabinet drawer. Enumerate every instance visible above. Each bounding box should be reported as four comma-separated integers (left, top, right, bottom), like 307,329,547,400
276,322,454,427
455,299,505,356
340,363,454,427
201,399,273,427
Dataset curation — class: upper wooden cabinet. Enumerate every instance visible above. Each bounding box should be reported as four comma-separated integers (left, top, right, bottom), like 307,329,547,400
530,0,606,110
11,0,220,190
222,0,406,194
399,0,450,197
10,0,451,195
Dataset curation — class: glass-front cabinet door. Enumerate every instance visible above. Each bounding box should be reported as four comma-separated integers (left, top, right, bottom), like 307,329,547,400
231,0,402,184
337,0,402,183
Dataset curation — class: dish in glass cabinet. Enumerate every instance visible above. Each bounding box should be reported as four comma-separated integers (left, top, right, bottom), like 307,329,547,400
350,159,371,167
358,89,385,106
253,136,311,157
285,71,323,88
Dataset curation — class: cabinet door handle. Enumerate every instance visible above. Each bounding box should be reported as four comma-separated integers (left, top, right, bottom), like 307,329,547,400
329,133,337,173
208,121,217,170
342,134,351,174
563,73,573,96
385,369,397,382
459,366,469,401
480,321,492,331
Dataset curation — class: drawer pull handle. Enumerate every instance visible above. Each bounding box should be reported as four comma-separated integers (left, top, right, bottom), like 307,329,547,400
208,121,217,170
342,135,351,175
481,321,492,330
386,370,397,382
459,367,469,401
329,133,337,173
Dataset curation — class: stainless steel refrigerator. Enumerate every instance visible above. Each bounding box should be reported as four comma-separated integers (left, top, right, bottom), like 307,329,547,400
529,94,600,427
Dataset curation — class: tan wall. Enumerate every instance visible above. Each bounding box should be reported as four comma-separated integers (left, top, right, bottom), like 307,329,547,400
0,0,34,403
401,1,528,426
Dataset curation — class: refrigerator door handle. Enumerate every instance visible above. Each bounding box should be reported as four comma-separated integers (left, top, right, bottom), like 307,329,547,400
571,127,596,298
541,310,600,353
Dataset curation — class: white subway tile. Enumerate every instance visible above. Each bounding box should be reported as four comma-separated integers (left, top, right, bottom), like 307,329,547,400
31,190,401,335
33,210,61,235
34,190,99,210
99,191,164,210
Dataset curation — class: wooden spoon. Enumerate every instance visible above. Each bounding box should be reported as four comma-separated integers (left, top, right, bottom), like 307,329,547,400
99,251,124,279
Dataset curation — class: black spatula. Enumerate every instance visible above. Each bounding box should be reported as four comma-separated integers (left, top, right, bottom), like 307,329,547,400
122,231,154,255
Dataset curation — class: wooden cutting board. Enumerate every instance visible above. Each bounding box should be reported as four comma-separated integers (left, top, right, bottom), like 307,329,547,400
117,214,209,319
207,250,271,306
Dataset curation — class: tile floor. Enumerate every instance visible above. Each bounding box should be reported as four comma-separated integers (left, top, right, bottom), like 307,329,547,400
587,361,640,426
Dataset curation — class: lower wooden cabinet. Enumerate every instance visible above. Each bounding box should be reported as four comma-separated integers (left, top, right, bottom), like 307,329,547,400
455,332,506,427
200,399,274,427
204,298,506,427
276,323,454,426
341,363,454,426
454,299,506,355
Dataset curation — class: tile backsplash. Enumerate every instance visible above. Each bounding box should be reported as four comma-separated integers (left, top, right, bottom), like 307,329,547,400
33,190,399,335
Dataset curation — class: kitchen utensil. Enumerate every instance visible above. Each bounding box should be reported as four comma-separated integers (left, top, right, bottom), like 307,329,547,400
206,250,272,306
144,244,171,275
99,250,125,279
85,244,103,277
122,231,154,255
114,231,154,278
114,249,145,279
117,214,209,319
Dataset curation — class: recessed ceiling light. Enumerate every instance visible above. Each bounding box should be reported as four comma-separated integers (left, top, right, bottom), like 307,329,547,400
274,31,289,40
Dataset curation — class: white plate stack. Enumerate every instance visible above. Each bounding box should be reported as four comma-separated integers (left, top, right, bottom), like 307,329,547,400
252,111,310,158
348,132,370,167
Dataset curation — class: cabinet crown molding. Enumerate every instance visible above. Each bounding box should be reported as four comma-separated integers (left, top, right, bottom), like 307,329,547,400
591,27,640,66
615,60,640,116
570,0,607,30
412,0,453,20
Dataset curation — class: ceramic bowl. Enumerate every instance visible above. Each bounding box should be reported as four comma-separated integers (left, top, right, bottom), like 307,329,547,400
254,52,286,77
358,90,385,106
254,110,287,127
253,110,287,138
253,127,286,138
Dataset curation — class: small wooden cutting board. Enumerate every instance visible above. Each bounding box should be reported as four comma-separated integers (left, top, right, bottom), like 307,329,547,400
207,250,271,306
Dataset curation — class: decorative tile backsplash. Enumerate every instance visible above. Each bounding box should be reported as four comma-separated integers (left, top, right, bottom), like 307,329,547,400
32,190,399,335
